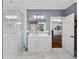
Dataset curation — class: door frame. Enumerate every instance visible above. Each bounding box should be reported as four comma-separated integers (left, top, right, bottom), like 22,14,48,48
50,17,63,48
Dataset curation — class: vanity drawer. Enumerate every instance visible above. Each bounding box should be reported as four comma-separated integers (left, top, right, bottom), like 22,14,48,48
28,35,51,52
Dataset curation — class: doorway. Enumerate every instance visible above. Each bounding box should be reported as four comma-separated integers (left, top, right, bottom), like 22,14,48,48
50,17,62,48
52,33,62,48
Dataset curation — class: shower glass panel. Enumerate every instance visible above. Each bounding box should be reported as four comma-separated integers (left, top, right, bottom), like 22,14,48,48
3,10,23,59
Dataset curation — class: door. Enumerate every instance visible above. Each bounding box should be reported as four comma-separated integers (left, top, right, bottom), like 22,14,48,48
62,13,74,56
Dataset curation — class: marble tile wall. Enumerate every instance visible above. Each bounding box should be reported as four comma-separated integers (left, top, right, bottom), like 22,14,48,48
3,10,24,59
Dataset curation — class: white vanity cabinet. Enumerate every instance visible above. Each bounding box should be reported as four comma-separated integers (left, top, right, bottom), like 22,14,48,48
28,35,51,52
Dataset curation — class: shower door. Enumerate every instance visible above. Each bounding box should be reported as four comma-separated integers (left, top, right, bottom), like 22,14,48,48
3,10,23,59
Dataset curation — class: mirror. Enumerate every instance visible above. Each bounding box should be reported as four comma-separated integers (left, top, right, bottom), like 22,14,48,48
37,21,46,32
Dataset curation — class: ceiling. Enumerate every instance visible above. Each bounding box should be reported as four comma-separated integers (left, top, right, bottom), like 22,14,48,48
3,0,77,10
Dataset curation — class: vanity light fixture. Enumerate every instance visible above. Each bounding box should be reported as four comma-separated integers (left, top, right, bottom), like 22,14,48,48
33,15,46,19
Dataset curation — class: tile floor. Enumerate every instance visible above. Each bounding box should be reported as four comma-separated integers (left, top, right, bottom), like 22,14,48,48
20,48,76,59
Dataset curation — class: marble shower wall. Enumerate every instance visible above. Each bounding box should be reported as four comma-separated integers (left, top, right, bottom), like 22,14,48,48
3,10,24,59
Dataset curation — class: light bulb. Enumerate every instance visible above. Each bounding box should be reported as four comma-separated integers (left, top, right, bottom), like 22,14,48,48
41,15,44,19
38,15,40,19
33,15,37,19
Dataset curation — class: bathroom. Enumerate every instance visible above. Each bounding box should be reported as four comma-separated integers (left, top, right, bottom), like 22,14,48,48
3,0,77,59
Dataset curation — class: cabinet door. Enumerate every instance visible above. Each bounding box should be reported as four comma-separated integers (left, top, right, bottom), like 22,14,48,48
39,37,51,52
28,37,39,52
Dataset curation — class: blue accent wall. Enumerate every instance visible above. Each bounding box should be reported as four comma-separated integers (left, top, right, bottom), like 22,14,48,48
65,3,77,16
27,3,77,17
27,10,65,18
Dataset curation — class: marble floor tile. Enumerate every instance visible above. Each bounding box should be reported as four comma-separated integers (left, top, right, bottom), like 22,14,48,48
21,48,76,59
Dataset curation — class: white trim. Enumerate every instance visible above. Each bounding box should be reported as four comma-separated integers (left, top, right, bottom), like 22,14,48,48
50,17,63,19
64,0,77,9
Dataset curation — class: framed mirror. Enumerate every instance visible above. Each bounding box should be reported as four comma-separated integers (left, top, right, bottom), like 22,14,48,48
37,22,46,32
